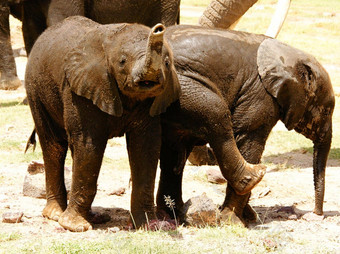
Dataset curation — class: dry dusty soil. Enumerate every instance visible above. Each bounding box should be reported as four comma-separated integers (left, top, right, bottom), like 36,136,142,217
1,14,340,253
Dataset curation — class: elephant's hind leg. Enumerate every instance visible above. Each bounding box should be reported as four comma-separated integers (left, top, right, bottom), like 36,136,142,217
33,116,68,222
156,141,191,223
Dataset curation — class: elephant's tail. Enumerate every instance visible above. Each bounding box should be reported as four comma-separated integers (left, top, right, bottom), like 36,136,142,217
25,128,36,153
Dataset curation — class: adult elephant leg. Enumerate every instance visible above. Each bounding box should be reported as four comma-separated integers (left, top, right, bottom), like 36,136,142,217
47,0,85,26
156,139,192,223
0,4,21,90
159,0,181,26
126,116,161,228
21,1,47,54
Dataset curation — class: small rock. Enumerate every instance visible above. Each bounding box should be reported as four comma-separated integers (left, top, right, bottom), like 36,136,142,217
108,227,120,233
302,212,324,221
23,172,46,198
183,193,220,227
2,211,24,223
6,125,14,132
263,238,278,250
288,214,298,220
27,161,45,175
23,162,72,199
253,187,271,199
109,187,126,196
206,168,227,184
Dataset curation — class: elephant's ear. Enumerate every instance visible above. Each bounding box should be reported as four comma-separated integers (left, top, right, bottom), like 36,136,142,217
149,45,181,117
64,28,123,117
257,38,317,130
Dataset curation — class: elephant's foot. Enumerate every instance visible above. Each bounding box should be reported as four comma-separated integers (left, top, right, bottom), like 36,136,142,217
42,199,67,221
58,207,92,232
219,207,245,226
243,204,258,223
0,77,22,90
232,164,266,195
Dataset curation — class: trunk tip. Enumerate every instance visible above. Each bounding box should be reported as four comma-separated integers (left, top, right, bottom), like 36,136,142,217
151,23,165,35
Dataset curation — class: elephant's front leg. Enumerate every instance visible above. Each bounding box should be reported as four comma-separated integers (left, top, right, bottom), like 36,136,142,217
58,133,107,232
126,117,161,228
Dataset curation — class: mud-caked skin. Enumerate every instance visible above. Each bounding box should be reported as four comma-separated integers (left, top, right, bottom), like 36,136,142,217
156,25,335,225
25,16,180,232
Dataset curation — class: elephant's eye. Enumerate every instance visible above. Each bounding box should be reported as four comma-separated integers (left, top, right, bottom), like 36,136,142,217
119,56,127,66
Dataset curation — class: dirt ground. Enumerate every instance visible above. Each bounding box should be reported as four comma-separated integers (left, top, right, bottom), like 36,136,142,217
1,14,340,252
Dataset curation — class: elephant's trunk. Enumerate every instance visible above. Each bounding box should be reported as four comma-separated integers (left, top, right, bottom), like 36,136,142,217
198,0,258,29
134,23,165,85
313,124,332,215
199,0,290,39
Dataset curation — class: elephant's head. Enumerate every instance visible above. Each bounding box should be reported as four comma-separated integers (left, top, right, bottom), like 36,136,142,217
64,23,180,117
257,38,335,215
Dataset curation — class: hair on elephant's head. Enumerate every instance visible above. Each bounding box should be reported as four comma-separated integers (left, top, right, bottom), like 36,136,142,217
257,38,335,215
64,23,180,117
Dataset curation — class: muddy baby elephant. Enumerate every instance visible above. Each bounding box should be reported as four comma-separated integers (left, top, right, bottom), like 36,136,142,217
156,25,335,225
25,16,181,232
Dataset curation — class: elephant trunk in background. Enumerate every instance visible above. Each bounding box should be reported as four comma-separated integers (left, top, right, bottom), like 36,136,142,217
198,0,259,29
199,0,291,39
133,24,165,87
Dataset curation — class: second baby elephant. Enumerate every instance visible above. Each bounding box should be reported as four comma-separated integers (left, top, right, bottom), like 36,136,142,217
24,16,181,232
156,25,335,224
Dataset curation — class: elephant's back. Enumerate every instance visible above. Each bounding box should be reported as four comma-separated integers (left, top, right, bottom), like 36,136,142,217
26,17,99,87
28,16,98,64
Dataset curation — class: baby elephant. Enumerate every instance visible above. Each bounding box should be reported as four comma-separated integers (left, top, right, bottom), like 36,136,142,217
157,25,335,225
25,16,180,232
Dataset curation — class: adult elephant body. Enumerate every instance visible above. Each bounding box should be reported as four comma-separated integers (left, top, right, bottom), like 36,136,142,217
25,16,180,232
157,25,335,224
0,0,181,89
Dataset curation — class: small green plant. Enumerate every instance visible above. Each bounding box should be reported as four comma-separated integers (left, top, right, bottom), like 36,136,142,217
164,195,178,227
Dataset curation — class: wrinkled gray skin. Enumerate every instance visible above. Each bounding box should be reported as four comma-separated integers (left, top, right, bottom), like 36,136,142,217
0,0,180,89
25,16,180,232
199,0,258,29
156,25,335,224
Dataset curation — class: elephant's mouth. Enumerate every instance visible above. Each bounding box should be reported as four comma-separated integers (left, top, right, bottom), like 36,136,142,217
122,80,164,99
138,80,159,89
